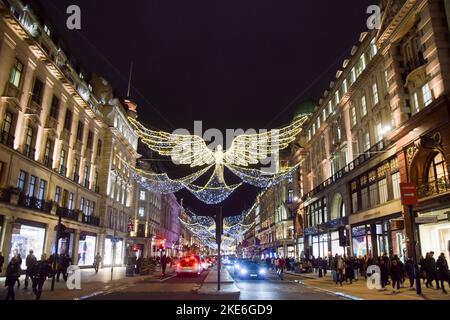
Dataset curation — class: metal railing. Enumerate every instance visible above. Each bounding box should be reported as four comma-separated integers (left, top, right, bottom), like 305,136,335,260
56,206,80,222
81,214,100,227
418,177,450,198
18,195,52,213
303,138,389,201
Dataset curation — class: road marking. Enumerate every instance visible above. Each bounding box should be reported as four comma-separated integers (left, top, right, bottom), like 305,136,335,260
160,274,177,282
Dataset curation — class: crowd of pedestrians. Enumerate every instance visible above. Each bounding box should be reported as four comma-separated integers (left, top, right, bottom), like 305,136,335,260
303,251,450,294
2,250,72,300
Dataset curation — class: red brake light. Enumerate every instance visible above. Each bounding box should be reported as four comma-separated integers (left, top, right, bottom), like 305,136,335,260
177,263,180,267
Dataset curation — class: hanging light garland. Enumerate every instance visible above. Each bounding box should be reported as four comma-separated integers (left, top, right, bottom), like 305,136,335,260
226,163,300,188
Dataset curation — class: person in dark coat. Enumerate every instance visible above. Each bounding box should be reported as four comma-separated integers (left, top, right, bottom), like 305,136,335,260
93,253,102,273
31,254,53,300
160,254,168,277
24,250,37,290
345,257,355,284
419,254,427,284
390,259,403,292
378,258,389,289
14,253,22,288
436,253,450,294
0,252,4,274
57,253,71,282
425,251,440,289
404,256,415,289
4,258,20,300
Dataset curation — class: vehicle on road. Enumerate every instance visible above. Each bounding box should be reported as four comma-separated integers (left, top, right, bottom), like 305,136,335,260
235,260,268,280
176,257,202,277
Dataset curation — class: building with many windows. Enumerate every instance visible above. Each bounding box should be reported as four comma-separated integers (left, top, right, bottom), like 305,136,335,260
292,0,450,263
0,0,143,271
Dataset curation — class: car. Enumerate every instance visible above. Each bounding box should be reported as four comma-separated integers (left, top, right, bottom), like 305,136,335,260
176,257,202,277
235,261,268,280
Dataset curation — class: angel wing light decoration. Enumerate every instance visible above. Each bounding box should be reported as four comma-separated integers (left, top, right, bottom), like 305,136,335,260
128,116,307,204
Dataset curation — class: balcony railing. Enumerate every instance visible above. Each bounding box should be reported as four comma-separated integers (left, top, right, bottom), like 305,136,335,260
43,156,53,169
18,195,52,213
56,206,80,222
0,132,14,148
23,145,36,160
0,188,12,203
303,138,389,201
26,99,42,116
81,214,100,227
418,177,450,198
3,83,21,99
58,165,67,177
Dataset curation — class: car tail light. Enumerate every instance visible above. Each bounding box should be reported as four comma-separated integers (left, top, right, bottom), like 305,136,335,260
177,263,180,267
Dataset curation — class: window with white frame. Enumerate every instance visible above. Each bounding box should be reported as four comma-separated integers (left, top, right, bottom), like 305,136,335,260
351,106,357,127
139,207,145,217
392,172,401,199
372,83,379,105
361,96,367,117
350,68,356,84
378,178,388,204
140,190,146,201
342,79,348,95
422,83,433,107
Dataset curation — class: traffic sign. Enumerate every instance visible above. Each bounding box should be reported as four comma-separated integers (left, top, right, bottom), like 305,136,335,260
400,183,419,206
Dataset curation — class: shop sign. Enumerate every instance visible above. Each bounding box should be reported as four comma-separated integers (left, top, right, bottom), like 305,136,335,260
415,216,438,224
400,183,419,206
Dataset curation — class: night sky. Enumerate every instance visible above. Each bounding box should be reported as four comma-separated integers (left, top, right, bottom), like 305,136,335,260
33,0,374,217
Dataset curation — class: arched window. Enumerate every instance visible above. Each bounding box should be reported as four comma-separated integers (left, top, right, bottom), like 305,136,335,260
427,152,447,183
331,193,345,220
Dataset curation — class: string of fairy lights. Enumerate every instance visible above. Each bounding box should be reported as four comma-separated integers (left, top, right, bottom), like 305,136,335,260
178,209,255,251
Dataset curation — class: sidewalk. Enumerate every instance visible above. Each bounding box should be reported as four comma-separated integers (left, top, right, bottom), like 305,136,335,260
285,271,450,301
0,266,174,300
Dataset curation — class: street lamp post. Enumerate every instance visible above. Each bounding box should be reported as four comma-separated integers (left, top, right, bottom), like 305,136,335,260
51,207,62,291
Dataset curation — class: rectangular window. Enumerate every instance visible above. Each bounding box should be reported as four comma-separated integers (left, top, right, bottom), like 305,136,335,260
308,130,312,141
369,183,378,207
31,78,44,104
335,91,340,106
87,131,94,150
17,170,27,192
364,131,371,152
350,68,356,84
328,101,333,115
316,117,321,130
2,111,14,136
361,96,367,117
9,59,24,88
361,188,369,210
28,176,37,197
37,179,47,201
351,106,357,127
322,109,326,122
68,192,75,210
412,92,419,113
378,178,388,204
352,192,358,214
139,207,145,217
49,95,59,119
422,83,433,107
55,186,62,205
77,121,84,141
97,139,102,157
73,158,79,182
372,83,379,105
84,165,90,188
62,189,69,208
80,197,85,212
392,172,401,200
90,201,96,216
140,190,146,201
59,149,67,175
370,39,377,58
342,79,348,95
64,110,72,131
376,123,383,143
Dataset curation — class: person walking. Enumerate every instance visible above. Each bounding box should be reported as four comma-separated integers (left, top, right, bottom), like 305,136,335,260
337,255,345,286
14,253,22,288
390,259,403,293
331,254,338,284
24,250,37,290
160,254,168,277
404,256,415,289
57,253,71,282
322,256,328,277
4,258,20,300
277,257,286,280
345,256,355,284
0,252,4,274
378,258,389,289
93,253,102,274
425,251,440,289
31,254,53,300
436,253,450,294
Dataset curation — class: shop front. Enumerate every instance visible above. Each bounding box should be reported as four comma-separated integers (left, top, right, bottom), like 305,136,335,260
9,219,46,269
351,213,405,261
416,208,450,262
104,237,124,266
77,233,97,267
51,225,75,258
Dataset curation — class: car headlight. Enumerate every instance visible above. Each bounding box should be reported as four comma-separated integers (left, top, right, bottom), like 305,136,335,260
259,268,267,275
240,268,248,275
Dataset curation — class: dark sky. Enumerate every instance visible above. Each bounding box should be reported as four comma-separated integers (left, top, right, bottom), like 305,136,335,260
33,0,374,216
